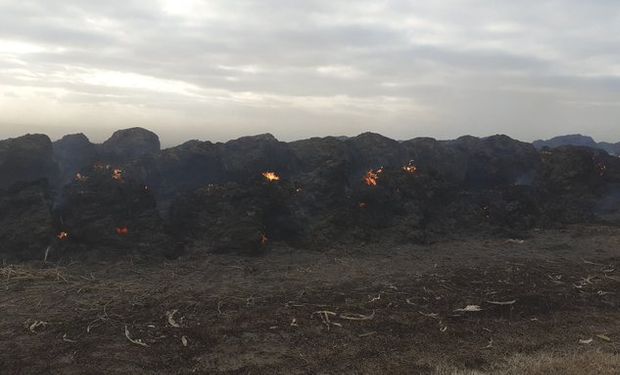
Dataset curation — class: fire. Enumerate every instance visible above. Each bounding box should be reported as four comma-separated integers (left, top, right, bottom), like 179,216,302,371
112,169,124,182
116,227,129,236
262,172,280,182
359,202,368,209
402,161,418,174
57,231,69,240
260,233,268,246
75,173,89,182
364,167,383,187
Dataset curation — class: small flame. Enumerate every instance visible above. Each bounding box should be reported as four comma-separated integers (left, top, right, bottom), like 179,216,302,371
260,233,268,246
359,202,368,209
75,173,89,182
402,161,418,174
262,172,280,182
364,167,383,187
57,231,69,240
116,227,129,236
112,169,124,182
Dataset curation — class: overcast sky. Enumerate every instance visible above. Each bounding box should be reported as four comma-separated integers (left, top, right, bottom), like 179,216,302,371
0,0,619,146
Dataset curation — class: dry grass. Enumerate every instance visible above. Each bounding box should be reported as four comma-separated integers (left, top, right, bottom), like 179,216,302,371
1,228,619,374
1,263,70,287
436,351,620,375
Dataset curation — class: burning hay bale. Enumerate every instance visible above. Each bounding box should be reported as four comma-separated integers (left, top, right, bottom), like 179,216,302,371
169,179,302,254
3,127,620,260
55,164,173,258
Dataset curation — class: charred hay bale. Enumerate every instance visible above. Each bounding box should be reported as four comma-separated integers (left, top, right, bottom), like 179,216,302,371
0,180,54,260
289,136,352,173
344,132,406,173
131,134,299,212
100,127,160,162
453,135,541,189
53,133,98,185
535,146,620,224
169,177,303,254
538,146,613,194
401,137,468,186
307,165,437,244
0,134,60,190
58,165,171,257
425,186,542,238
220,134,299,182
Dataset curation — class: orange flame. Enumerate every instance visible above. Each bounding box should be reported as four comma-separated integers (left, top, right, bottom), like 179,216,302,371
364,168,383,187
260,233,268,246
112,169,124,182
57,231,69,240
402,161,418,174
262,172,280,182
116,227,129,236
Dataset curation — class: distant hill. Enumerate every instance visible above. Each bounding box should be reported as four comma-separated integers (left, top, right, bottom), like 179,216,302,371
533,134,620,155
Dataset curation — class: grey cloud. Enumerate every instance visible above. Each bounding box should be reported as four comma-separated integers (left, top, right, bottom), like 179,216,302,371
0,0,619,144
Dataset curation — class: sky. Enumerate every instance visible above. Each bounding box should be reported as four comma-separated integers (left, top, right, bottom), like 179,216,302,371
0,0,619,146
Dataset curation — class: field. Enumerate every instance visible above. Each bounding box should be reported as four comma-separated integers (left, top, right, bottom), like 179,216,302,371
1,225,619,374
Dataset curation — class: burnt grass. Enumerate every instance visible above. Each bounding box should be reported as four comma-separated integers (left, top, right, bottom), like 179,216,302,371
1,225,619,374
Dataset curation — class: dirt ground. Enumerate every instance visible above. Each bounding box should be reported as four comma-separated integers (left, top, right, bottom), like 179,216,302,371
1,225,619,374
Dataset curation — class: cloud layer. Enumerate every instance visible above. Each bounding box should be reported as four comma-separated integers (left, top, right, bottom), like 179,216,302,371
0,0,619,145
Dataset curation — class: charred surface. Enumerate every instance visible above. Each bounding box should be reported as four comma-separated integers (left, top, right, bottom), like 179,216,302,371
0,128,619,260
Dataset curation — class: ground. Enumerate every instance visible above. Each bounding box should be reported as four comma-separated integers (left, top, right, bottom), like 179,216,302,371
1,225,619,374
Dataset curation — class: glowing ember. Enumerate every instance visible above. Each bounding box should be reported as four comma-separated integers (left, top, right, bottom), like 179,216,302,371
75,173,89,182
57,232,69,240
262,172,280,182
363,167,383,187
112,169,124,182
116,227,129,236
402,161,418,174
260,233,268,246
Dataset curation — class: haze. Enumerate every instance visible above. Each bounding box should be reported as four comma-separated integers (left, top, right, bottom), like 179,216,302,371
0,0,619,147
